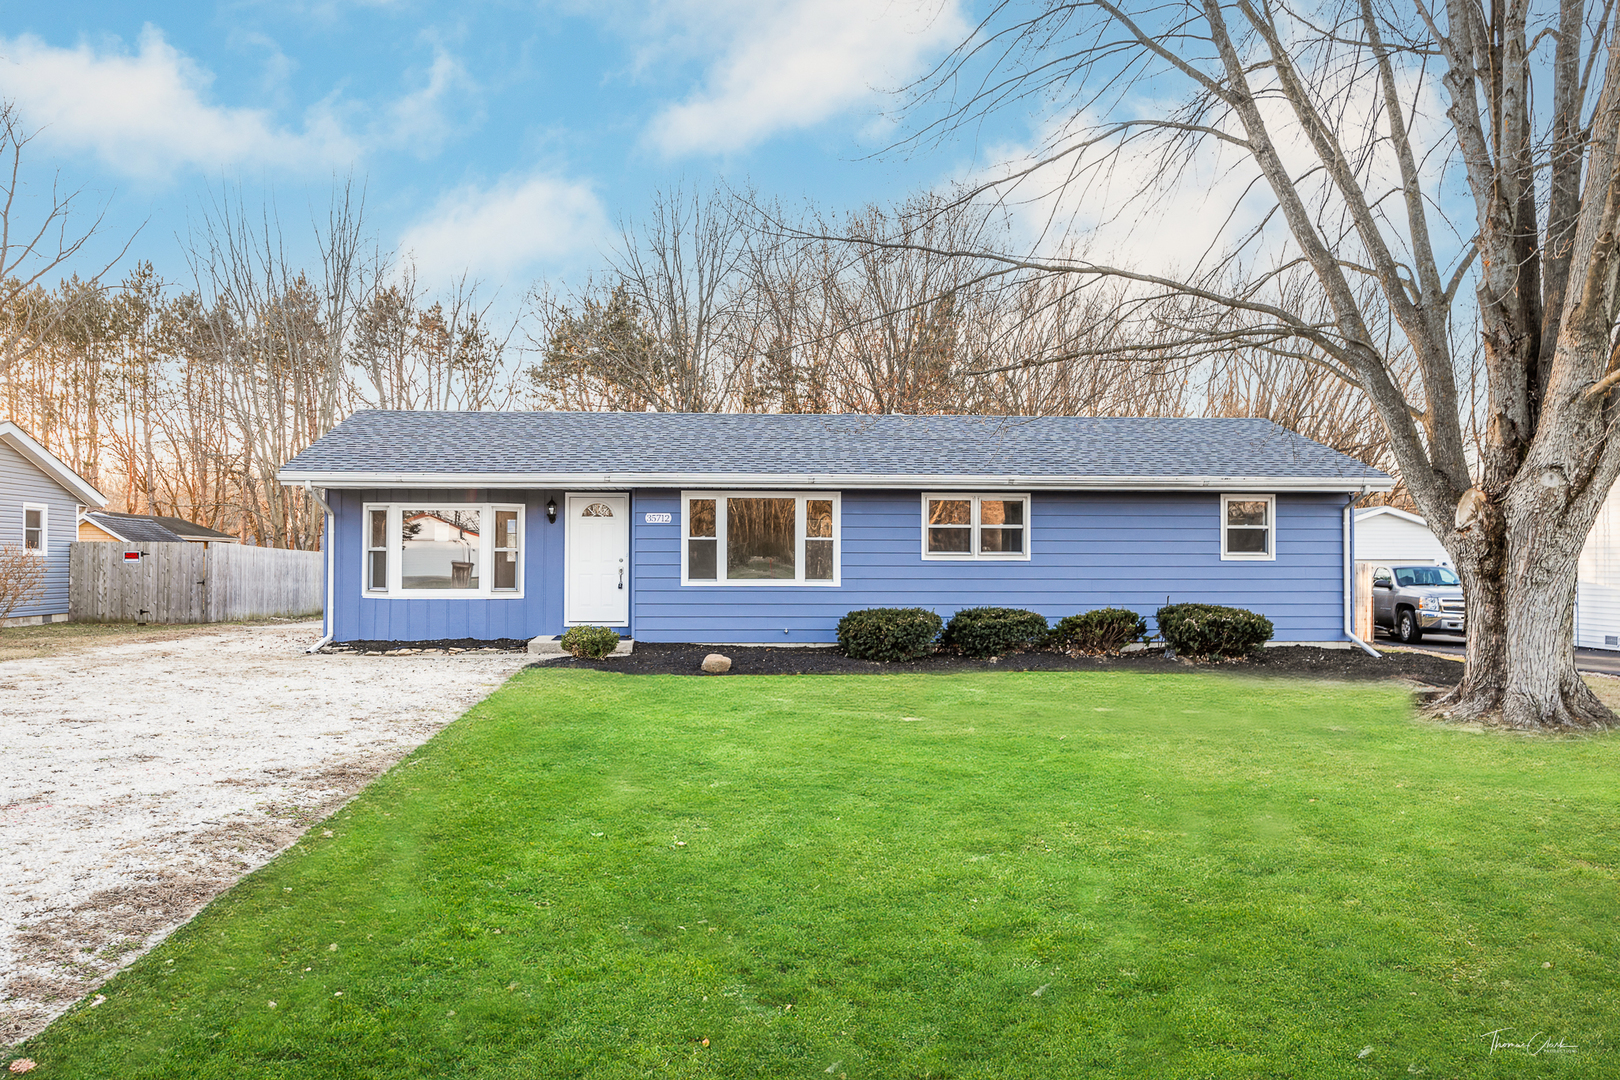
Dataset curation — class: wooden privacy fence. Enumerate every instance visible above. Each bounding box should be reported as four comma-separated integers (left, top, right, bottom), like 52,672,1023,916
69,542,323,623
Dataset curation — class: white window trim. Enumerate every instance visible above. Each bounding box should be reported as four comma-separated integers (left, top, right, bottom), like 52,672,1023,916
1220,493,1277,561
919,493,1032,561
21,503,47,554
680,490,841,587
361,501,526,599
363,506,389,594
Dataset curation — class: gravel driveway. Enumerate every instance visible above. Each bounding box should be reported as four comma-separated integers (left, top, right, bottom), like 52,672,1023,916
1,622,531,1046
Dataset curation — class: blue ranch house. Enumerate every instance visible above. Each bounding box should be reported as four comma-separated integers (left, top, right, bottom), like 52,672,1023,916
277,411,1391,647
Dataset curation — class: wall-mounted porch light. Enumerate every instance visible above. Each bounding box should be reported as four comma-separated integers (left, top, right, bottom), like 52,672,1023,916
546,497,557,523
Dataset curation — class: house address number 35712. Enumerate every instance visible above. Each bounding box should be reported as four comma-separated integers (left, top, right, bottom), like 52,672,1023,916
644,512,673,524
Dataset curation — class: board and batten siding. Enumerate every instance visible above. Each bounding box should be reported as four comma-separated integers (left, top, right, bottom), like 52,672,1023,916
328,489,563,642
631,489,1349,644
0,439,85,620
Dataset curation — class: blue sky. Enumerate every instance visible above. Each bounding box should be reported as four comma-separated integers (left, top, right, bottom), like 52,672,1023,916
2,0,1012,297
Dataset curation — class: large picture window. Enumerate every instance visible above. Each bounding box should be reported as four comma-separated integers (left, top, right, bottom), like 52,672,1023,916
682,492,840,586
403,508,482,589
362,503,524,597
1220,493,1276,560
920,494,1030,560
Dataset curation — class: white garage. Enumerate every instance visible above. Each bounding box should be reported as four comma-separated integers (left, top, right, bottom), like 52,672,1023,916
1353,506,1452,569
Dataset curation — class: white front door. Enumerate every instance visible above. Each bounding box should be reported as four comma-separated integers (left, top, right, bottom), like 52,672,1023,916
565,494,629,626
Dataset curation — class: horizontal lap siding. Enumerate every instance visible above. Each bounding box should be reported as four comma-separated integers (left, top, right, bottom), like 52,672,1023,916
631,489,1347,644
329,488,565,642
0,441,83,618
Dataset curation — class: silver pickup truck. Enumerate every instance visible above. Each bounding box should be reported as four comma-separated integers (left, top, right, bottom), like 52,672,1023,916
1371,564,1465,643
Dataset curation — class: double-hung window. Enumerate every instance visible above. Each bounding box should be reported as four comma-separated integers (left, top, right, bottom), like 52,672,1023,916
493,509,521,591
365,508,388,592
362,502,524,597
22,504,45,552
1220,494,1276,560
682,492,840,585
921,494,1030,560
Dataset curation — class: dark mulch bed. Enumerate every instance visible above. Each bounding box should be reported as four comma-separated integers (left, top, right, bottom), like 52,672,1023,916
325,637,530,655
540,642,1464,686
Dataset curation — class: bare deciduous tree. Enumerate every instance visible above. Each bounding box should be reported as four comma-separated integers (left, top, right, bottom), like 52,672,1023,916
606,185,754,412
530,188,1204,421
352,264,518,411
0,543,45,625
187,182,378,549
0,100,130,377
899,0,1620,728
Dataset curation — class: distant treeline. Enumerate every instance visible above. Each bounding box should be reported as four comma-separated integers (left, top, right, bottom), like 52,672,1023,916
0,184,1402,549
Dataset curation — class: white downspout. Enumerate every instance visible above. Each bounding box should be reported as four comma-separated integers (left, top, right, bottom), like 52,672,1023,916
304,481,335,654
1344,493,1380,657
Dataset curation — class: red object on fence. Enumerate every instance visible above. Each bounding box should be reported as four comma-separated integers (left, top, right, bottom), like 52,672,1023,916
124,551,142,561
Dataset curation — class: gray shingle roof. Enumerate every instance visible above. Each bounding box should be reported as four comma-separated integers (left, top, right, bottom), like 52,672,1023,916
86,512,237,543
278,411,1390,489
85,512,186,542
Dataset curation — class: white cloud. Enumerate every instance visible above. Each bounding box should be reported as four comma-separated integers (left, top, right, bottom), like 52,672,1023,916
397,174,608,282
646,0,969,156
973,64,1459,283
975,111,1284,276
382,46,473,158
0,27,358,178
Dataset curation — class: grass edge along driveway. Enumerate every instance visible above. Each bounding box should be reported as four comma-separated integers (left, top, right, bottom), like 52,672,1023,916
16,668,1619,1079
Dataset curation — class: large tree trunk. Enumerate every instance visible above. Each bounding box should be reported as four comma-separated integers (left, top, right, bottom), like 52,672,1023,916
1500,477,1614,729
1440,524,1612,730
1434,319,1620,729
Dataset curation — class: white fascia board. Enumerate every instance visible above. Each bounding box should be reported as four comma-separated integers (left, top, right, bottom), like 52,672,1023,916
1354,505,1428,526
278,469,1392,493
0,422,109,507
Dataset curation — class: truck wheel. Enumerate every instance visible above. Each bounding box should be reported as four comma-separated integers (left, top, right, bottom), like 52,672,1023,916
1396,609,1423,644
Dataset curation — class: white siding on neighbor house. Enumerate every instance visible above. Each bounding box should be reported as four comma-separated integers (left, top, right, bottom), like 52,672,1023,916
1578,485,1620,588
1576,582,1620,650
1576,486,1620,649
1353,510,1451,567
0,440,84,619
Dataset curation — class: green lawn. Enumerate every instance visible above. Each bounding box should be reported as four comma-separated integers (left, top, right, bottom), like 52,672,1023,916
17,669,1620,1078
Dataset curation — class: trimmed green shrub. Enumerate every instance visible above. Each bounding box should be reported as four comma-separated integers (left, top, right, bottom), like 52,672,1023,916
1050,607,1148,655
837,607,943,662
1155,603,1274,659
942,606,1051,657
560,625,622,659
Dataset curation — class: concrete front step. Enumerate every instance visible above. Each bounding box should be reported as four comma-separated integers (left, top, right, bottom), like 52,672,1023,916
527,635,635,658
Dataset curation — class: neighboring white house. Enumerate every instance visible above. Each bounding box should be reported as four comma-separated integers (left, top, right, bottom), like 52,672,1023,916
1355,495,1620,650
